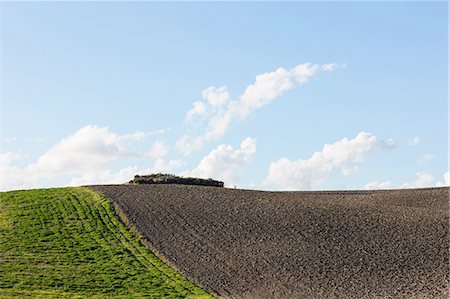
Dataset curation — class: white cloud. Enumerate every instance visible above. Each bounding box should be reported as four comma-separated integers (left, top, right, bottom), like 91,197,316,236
236,63,337,118
27,125,136,177
70,166,141,186
364,181,394,190
1,152,22,165
436,171,450,187
236,67,293,118
321,63,339,71
26,125,170,178
178,63,338,155
265,132,378,190
119,128,168,141
176,135,206,155
1,125,173,191
186,101,207,121
152,158,184,173
147,140,168,159
408,136,421,146
119,132,148,141
70,157,184,187
1,153,36,191
183,137,256,186
400,172,435,189
202,86,231,107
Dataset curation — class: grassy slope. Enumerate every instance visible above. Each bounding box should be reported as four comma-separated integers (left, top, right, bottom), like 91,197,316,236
0,187,214,298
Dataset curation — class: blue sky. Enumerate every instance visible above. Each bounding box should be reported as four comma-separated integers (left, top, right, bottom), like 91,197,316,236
1,1,448,191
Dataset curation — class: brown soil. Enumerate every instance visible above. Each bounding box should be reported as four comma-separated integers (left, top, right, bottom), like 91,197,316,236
89,185,449,299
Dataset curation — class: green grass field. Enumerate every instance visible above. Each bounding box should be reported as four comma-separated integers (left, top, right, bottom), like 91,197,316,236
0,187,214,298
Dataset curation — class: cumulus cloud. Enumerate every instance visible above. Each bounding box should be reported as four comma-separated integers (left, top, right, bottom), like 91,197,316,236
235,67,293,118
366,170,448,190
364,181,395,190
400,172,435,189
1,153,36,191
435,171,450,187
70,157,184,187
118,128,168,142
1,125,173,191
26,125,171,178
147,140,168,159
27,125,137,177
186,101,207,121
183,137,256,186
202,86,231,107
153,158,184,172
177,63,338,155
408,137,421,146
265,132,378,190
70,166,142,186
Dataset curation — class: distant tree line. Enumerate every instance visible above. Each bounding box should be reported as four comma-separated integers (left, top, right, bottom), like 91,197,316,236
129,173,224,187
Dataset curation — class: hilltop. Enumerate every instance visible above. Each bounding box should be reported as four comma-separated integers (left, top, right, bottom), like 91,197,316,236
129,173,224,188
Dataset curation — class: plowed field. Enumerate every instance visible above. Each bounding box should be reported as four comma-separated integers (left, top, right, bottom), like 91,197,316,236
90,185,449,299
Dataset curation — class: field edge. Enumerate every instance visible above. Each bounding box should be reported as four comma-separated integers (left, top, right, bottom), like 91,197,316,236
85,187,220,299
0,187,215,299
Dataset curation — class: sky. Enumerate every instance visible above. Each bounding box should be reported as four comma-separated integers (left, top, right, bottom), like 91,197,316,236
1,1,448,191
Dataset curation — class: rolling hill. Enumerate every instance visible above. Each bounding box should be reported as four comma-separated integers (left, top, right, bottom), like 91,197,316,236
91,184,449,299
1,184,448,298
0,187,213,298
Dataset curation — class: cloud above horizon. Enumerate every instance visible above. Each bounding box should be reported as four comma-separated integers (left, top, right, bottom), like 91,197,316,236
0,125,180,191
364,181,395,190
2,61,444,192
265,132,382,190
400,172,435,189
177,63,339,155
1,63,343,191
362,170,449,190
436,171,450,187
182,137,257,187
2,123,445,191
27,125,138,177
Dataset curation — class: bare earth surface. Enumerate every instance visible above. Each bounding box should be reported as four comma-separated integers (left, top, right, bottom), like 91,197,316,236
90,185,449,299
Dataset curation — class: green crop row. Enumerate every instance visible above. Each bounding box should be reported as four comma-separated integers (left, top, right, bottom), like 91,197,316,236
0,187,214,298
